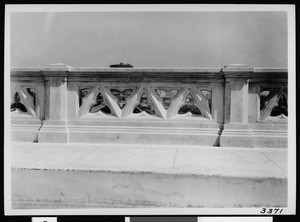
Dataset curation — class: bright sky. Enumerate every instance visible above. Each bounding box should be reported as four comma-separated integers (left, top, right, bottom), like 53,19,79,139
10,11,287,68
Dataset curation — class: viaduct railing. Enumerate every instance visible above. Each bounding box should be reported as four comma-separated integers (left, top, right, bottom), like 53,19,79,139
10,64,288,148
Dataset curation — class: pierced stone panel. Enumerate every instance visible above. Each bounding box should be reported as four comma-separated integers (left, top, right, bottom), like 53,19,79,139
201,89,212,111
11,92,27,113
155,89,179,110
271,88,287,116
133,93,156,115
79,88,91,107
260,90,270,110
110,88,135,109
26,88,36,107
89,92,112,115
259,86,288,121
178,93,202,116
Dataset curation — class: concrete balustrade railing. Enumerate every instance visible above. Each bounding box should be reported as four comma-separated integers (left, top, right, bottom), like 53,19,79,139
10,64,288,147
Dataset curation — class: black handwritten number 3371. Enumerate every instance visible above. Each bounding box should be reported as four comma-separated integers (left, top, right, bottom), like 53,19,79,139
260,208,283,214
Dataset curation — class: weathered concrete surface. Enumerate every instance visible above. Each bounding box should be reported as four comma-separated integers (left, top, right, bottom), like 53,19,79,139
66,118,221,146
11,118,42,142
11,142,287,208
220,123,288,148
11,125,40,142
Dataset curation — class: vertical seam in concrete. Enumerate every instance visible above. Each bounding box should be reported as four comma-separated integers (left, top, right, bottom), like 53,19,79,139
214,125,223,147
35,121,44,143
243,81,249,124
65,73,69,143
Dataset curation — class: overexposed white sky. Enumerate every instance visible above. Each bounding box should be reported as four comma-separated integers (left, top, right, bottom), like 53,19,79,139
10,11,287,68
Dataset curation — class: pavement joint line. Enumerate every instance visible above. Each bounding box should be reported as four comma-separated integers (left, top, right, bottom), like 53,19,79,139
260,151,286,174
172,149,178,168
67,147,100,167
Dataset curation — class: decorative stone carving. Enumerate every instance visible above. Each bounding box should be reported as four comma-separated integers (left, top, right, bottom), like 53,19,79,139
133,92,156,115
79,88,91,107
77,84,212,119
259,86,287,121
178,94,202,116
155,88,180,110
11,92,27,113
110,88,135,109
89,92,112,115
11,85,36,117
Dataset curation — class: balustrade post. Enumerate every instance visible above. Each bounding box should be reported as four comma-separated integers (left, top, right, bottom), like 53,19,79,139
67,81,79,120
211,82,224,124
222,64,254,124
220,64,254,147
38,64,70,143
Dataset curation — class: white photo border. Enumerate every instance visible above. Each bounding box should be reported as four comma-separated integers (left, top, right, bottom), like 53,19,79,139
4,4,296,215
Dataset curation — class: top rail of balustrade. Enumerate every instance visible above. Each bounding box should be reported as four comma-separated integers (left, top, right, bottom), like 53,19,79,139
10,66,288,83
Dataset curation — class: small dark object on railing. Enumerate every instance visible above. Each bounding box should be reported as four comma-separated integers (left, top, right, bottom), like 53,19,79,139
110,63,133,68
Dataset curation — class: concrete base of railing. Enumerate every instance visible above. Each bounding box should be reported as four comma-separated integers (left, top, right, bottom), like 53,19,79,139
11,117,42,142
220,123,288,148
65,119,222,146
11,119,287,148
38,120,68,143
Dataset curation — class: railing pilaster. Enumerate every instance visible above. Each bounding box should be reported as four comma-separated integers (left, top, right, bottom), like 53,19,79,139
220,65,287,148
67,82,79,119
222,64,254,124
211,82,224,124
38,64,70,143
220,64,255,147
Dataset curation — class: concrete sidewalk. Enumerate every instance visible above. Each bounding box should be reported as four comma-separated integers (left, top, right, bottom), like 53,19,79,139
10,142,287,208
11,142,287,178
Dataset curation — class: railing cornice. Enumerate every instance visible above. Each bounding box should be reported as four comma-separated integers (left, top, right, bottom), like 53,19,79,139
11,66,287,78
